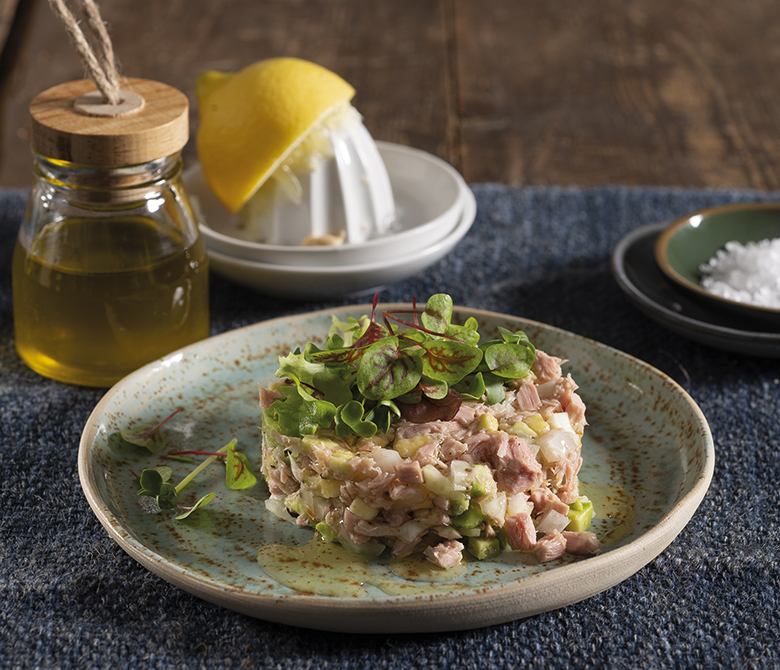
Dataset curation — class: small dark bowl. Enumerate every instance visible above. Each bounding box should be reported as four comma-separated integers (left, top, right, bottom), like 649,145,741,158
654,203,780,325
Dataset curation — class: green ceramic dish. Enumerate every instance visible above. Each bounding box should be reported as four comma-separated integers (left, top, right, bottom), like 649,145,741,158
654,203,780,324
78,305,713,633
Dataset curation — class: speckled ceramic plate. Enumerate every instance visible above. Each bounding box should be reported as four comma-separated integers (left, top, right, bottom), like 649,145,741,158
78,306,713,633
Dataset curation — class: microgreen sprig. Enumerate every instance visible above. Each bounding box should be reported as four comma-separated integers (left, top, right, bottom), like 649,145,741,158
120,408,183,453
132,428,257,520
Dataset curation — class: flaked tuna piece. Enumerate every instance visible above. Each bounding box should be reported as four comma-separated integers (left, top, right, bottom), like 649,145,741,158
424,540,464,568
414,507,449,526
388,483,428,505
564,388,587,433
554,452,583,504
544,374,587,433
494,436,544,495
532,351,563,382
340,508,372,545
504,512,537,550
266,462,298,496
396,460,424,484
454,404,477,426
347,455,381,481
392,537,422,557
562,531,601,555
529,487,570,517
258,384,282,410
463,430,507,464
515,380,541,411
534,530,567,563
395,420,469,442
383,507,407,527
340,478,391,510
413,441,440,467
440,436,467,460
464,432,543,495
351,516,398,539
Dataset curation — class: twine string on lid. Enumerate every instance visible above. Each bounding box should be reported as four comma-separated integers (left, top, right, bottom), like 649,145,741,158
47,0,120,104
47,0,144,116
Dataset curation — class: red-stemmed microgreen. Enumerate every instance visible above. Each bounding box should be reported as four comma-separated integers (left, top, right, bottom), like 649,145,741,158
120,407,183,453
264,293,537,439
175,493,216,520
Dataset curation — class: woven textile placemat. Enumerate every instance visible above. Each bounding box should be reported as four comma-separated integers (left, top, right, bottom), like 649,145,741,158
1,185,778,669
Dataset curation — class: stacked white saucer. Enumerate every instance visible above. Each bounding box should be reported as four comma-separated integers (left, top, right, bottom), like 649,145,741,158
183,139,475,300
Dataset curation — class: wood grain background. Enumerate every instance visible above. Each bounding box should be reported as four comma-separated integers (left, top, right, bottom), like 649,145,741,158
2,0,780,189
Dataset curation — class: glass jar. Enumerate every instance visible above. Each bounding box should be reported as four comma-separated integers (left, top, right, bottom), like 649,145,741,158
12,78,210,387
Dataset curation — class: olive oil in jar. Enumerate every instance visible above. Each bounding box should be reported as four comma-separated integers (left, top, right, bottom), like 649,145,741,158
13,216,209,387
14,78,210,386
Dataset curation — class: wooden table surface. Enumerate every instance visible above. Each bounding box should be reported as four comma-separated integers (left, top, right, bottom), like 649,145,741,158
2,0,780,190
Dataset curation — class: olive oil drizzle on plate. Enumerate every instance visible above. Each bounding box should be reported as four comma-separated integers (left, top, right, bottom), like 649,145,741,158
256,483,634,598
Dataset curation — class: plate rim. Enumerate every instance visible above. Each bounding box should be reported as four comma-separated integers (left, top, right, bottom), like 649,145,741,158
78,304,714,633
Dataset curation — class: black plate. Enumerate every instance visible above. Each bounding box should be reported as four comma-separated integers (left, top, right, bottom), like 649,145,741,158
611,223,780,357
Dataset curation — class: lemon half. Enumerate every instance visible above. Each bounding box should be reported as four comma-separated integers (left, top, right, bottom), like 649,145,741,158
196,58,356,213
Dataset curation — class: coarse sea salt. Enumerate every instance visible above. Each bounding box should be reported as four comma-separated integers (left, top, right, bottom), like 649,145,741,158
699,237,780,308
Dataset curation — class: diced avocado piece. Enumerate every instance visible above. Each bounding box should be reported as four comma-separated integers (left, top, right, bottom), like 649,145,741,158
523,413,549,436
285,493,304,516
301,434,341,454
453,502,486,529
508,421,536,438
467,536,501,560
328,448,357,477
394,434,432,458
566,497,594,532
475,413,499,432
315,521,338,543
449,495,470,517
316,477,342,499
348,497,378,521
469,464,496,498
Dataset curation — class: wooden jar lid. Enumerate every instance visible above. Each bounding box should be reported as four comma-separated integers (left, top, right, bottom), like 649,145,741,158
30,78,189,167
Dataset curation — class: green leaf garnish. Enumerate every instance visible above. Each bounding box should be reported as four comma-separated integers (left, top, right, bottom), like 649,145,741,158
482,327,536,379
120,408,182,453
357,337,422,400
364,400,401,434
266,381,338,438
420,293,453,334
421,339,482,384
483,372,507,405
226,440,257,490
418,374,449,400
175,492,215,520
335,400,378,438
137,467,178,510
